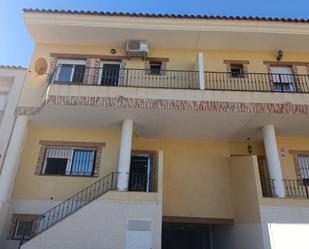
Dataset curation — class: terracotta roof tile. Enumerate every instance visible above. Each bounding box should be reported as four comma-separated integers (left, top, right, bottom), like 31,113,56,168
23,8,309,24
0,65,27,70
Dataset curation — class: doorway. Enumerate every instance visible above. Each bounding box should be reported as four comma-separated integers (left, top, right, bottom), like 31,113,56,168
98,61,121,86
129,153,155,192
162,222,212,249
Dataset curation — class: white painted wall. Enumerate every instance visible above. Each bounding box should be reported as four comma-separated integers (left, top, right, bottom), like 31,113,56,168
269,224,309,249
21,194,162,249
0,68,26,172
260,205,309,249
213,224,265,249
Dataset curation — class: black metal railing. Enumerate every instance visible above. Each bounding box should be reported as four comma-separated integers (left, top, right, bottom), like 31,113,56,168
260,178,309,199
49,66,199,89
128,172,158,192
48,65,309,93
17,172,119,245
204,72,309,92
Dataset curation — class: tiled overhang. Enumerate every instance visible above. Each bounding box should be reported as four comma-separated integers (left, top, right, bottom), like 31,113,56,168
23,8,309,24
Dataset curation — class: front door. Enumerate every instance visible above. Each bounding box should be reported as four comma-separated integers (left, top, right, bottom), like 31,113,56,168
270,66,295,92
129,154,152,192
99,62,120,86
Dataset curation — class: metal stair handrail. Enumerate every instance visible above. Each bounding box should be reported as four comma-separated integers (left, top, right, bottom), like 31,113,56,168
19,172,119,244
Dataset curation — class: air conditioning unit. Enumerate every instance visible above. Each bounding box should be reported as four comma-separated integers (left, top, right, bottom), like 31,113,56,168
126,40,149,58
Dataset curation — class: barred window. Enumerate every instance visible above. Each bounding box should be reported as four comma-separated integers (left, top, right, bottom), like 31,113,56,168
55,59,86,83
149,61,162,75
297,155,309,179
13,219,33,240
42,147,96,176
230,64,245,77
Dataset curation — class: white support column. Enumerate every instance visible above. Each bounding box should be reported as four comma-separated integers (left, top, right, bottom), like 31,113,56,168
197,52,205,90
117,119,133,191
0,116,28,202
262,125,285,197
0,116,28,244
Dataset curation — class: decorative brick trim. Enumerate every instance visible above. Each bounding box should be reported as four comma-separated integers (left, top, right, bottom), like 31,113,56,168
225,61,249,79
48,56,57,75
293,153,303,181
91,58,101,85
50,53,130,61
39,140,105,147
118,59,127,85
35,145,47,175
263,61,309,66
83,58,92,85
145,57,169,62
35,140,105,177
265,64,276,91
224,60,250,65
144,59,167,75
8,214,39,240
15,95,309,116
290,150,309,181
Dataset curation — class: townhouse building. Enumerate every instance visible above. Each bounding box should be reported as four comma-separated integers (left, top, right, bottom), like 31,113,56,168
0,65,26,247
1,8,309,249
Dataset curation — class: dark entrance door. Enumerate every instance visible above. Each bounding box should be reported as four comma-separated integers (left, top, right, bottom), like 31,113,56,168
100,63,120,86
128,154,151,192
162,222,211,249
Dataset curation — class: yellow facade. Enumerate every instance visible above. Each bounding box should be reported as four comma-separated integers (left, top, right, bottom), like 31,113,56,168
13,126,267,219
19,43,309,107
12,14,309,224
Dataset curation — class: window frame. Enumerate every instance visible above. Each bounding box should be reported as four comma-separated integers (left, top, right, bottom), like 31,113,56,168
149,61,163,75
290,150,309,181
270,66,296,92
13,219,33,240
229,64,246,78
42,146,97,177
295,154,309,180
97,61,121,85
55,59,86,83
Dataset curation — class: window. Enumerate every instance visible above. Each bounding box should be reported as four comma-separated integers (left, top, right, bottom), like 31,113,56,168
13,219,33,240
230,64,245,77
98,61,121,86
149,61,162,74
55,59,86,83
297,155,309,180
42,147,96,176
270,66,295,92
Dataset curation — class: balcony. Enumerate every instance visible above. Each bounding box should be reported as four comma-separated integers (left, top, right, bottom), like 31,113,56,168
260,178,309,199
48,65,309,93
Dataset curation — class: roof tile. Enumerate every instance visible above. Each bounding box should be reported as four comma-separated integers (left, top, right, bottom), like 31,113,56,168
23,8,309,24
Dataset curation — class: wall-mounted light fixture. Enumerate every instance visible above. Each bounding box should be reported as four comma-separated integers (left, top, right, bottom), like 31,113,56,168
110,48,117,54
276,49,284,61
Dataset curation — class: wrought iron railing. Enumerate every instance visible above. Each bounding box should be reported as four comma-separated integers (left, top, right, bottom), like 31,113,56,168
48,65,309,93
128,172,158,192
205,72,309,92
17,172,119,245
260,178,309,199
49,66,199,89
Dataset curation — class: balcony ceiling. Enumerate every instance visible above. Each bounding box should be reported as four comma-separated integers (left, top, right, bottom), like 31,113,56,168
25,13,309,52
30,104,309,141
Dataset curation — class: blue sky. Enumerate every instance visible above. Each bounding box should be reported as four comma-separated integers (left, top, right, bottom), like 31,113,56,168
1,0,309,67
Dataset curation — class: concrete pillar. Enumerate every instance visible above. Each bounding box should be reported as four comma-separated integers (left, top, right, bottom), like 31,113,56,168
0,116,28,201
262,125,285,197
117,119,133,190
197,52,205,90
0,116,28,244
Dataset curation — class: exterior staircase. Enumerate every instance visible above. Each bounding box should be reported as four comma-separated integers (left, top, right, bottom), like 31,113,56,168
18,172,118,245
